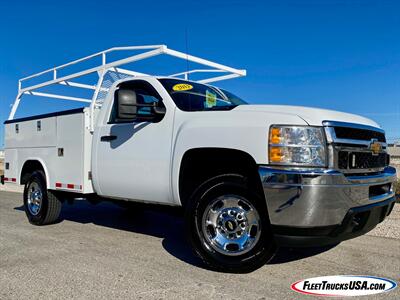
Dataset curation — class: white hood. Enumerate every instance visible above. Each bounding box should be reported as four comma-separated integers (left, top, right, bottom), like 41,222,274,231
234,105,380,128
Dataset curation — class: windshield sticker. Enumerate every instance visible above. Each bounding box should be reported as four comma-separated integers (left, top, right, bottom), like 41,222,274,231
172,83,193,91
205,90,217,108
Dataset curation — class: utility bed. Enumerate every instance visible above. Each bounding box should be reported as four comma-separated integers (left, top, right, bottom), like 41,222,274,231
4,108,94,193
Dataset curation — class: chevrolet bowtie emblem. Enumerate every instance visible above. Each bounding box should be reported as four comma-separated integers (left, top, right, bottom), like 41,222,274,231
370,139,382,155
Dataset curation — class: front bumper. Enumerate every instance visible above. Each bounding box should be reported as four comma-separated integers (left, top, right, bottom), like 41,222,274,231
258,166,397,246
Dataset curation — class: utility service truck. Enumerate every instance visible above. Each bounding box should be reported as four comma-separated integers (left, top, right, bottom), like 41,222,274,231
2,45,396,272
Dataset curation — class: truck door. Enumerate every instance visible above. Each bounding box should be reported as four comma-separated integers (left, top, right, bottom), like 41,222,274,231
92,79,174,204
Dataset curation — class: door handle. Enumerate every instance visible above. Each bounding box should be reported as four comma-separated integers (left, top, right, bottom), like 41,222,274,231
100,135,117,142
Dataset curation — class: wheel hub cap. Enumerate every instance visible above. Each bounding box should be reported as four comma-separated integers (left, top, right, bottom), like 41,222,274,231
201,195,261,256
27,182,43,216
224,219,237,232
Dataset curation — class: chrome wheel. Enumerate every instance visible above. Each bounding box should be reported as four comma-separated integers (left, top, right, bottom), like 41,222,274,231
201,195,261,256
27,182,43,216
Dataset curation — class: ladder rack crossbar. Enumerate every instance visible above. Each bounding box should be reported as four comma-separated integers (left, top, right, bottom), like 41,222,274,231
9,44,247,121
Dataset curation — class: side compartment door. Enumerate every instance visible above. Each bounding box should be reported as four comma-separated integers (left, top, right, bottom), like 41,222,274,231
93,80,174,204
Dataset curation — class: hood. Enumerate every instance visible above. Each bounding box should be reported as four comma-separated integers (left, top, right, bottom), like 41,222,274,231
234,105,380,128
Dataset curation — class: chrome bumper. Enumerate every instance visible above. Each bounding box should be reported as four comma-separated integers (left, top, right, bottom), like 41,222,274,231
258,166,396,227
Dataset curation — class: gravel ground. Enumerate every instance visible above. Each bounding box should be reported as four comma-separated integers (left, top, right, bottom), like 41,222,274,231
367,204,400,239
0,184,23,193
0,187,399,299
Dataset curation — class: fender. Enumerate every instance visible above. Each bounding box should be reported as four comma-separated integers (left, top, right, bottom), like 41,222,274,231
170,109,307,205
20,157,51,187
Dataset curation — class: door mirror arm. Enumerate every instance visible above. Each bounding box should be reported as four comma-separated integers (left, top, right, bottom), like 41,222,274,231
152,103,166,116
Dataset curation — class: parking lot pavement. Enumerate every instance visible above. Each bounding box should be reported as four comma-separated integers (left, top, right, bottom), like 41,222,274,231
0,190,399,299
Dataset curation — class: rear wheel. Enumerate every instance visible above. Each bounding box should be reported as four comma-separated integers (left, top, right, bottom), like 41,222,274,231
23,171,62,225
185,174,276,273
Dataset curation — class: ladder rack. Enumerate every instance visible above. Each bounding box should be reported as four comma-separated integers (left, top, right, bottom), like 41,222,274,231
9,45,247,128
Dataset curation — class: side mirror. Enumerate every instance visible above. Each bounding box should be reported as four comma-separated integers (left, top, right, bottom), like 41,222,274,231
115,88,166,123
116,89,138,121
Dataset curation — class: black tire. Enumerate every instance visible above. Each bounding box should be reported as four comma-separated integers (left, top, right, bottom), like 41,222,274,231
23,171,62,225
185,174,276,273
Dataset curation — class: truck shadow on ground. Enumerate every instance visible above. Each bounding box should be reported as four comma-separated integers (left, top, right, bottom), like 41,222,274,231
15,200,338,270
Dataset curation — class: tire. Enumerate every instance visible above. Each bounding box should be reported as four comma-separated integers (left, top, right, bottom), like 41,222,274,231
23,171,62,225
185,174,276,273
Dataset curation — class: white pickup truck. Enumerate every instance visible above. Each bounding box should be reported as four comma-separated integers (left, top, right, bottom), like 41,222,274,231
2,45,396,272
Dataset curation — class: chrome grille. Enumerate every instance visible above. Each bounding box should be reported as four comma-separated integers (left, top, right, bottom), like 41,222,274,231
334,126,386,143
323,121,388,173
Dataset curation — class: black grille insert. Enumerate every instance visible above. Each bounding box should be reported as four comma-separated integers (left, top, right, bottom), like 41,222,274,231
338,151,388,169
334,127,386,143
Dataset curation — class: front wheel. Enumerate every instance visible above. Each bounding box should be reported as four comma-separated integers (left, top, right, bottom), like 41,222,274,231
23,171,62,225
185,174,276,273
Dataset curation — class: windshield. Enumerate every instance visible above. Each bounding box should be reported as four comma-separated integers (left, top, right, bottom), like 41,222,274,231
158,78,247,111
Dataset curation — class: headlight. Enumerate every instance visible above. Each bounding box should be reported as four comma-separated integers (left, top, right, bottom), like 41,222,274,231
269,126,326,167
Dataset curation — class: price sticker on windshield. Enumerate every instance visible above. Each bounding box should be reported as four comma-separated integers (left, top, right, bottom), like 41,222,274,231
172,83,193,91
205,90,217,108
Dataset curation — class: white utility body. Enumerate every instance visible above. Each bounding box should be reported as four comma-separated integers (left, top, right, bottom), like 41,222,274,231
3,45,396,272
5,109,92,192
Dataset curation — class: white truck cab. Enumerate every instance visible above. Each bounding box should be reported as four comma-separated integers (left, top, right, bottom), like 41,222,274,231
2,45,396,272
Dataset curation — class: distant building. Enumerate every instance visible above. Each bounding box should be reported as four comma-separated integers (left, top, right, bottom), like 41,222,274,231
388,145,400,159
388,145,400,178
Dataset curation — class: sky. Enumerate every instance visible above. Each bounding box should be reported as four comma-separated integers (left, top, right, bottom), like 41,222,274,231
0,0,399,147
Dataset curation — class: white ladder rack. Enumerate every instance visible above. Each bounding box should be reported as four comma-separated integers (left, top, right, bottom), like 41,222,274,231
9,45,247,129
